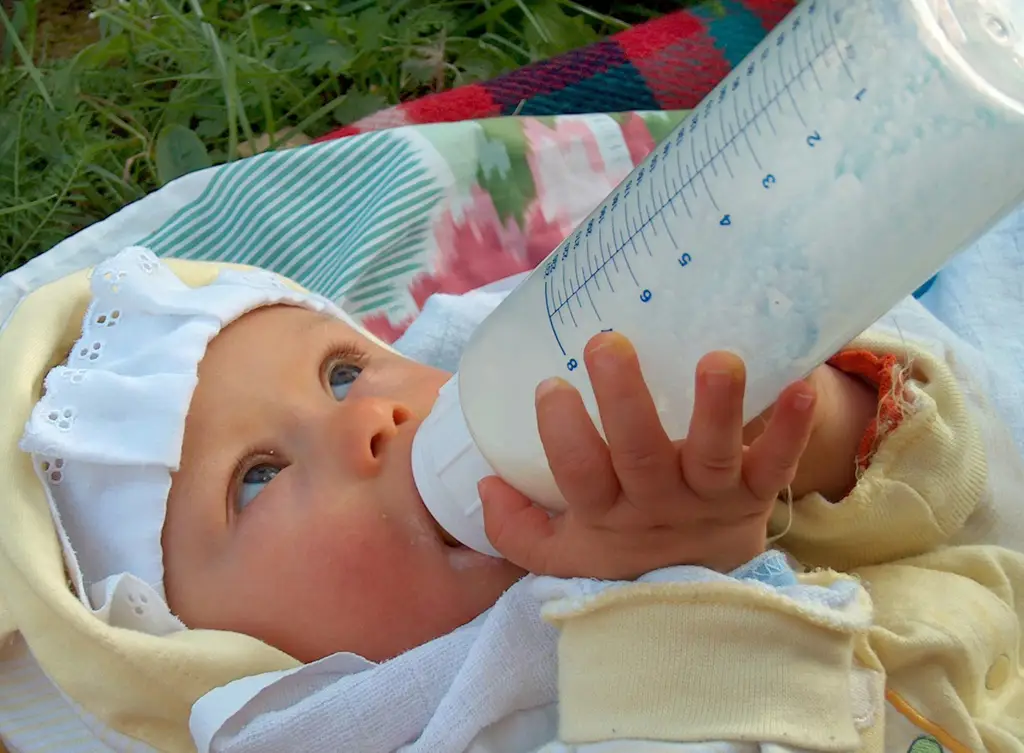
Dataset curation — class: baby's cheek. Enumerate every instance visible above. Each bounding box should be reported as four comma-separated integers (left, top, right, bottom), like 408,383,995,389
299,511,429,590
298,528,463,659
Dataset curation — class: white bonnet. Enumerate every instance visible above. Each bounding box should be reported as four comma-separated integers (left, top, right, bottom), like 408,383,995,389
19,246,362,635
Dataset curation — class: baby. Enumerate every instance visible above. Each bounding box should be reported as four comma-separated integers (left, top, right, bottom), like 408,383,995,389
160,271,866,664
3,246,1023,752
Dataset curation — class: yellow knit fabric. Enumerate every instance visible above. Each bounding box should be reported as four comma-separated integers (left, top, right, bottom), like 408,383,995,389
768,330,987,570
0,263,300,753
546,574,883,750
857,545,1024,752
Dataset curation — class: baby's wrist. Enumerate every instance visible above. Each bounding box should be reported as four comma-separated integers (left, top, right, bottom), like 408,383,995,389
791,364,878,501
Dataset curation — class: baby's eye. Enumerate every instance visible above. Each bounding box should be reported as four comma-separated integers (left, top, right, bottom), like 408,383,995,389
328,361,363,400
238,464,280,510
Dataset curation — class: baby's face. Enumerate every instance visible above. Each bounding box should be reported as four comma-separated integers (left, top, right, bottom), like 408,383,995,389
162,305,524,663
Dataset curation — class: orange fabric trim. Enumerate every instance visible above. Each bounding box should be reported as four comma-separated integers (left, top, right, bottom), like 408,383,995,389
886,689,973,753
826,349,906,471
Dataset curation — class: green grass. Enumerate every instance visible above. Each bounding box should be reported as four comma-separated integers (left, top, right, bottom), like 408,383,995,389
0,0,695,275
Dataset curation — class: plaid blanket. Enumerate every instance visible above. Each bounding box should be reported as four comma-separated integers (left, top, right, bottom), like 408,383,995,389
319,0,797,141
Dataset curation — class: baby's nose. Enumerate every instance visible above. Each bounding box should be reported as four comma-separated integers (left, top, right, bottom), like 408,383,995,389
332,398,412,476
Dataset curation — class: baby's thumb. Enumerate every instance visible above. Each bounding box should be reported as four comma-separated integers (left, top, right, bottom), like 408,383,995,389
479,477,559,573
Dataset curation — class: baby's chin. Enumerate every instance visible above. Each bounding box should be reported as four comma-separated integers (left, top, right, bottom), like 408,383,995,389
443,544,524,575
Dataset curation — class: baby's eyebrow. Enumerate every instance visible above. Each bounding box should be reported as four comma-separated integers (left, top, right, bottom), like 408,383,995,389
299,311,353,341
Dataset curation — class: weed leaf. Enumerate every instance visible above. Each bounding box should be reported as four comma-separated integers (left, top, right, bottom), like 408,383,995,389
155,124,212,185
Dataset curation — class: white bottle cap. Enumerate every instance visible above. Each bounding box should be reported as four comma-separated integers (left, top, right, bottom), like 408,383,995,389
411,375,502,557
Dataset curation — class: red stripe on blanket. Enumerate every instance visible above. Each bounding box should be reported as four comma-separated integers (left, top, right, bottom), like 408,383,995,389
616,12,708,60
401,84,501,126
740,0,798,30
633,36,732,109
318,85,499,142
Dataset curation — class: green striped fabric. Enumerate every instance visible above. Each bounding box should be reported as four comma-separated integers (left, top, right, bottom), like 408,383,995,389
116,112,679,339
142,131,444,316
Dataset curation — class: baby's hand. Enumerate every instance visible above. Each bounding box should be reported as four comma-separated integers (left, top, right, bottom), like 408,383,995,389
479,332,816,579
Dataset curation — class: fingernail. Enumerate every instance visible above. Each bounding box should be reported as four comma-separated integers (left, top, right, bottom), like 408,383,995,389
793,391,815,412
588,331,618,352
536,377,570,401
704,369,736,389
587,331,630,367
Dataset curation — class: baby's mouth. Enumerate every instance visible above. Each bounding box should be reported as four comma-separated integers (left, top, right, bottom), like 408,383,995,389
433,518,463,548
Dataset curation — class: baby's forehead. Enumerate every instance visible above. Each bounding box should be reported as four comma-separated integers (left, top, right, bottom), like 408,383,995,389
195,304,384,392
220,304,364,344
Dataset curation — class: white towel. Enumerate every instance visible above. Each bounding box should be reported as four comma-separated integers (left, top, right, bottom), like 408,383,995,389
394,290,512,374
190,553,855,753
191,576,560,753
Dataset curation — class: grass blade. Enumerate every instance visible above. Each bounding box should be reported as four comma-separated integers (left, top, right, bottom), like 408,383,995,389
0,4,53,110
557,0,630,29
0,194,57,218
14,154,83,259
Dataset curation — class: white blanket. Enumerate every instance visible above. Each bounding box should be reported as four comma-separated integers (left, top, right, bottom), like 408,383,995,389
917,203,1024,450
190,554,854,753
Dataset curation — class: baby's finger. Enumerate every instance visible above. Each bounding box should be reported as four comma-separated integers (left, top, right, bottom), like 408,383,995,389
535,377,619,518
681,352,746,497
479,477,558,572
743,381,817,499
586,332,682,506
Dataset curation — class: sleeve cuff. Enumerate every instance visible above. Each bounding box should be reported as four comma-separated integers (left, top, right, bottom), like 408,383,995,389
541,570,882,750
773,331,986,570
827,349,907,472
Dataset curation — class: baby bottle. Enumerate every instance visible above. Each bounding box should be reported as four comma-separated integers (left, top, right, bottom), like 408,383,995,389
413,0,1024,556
